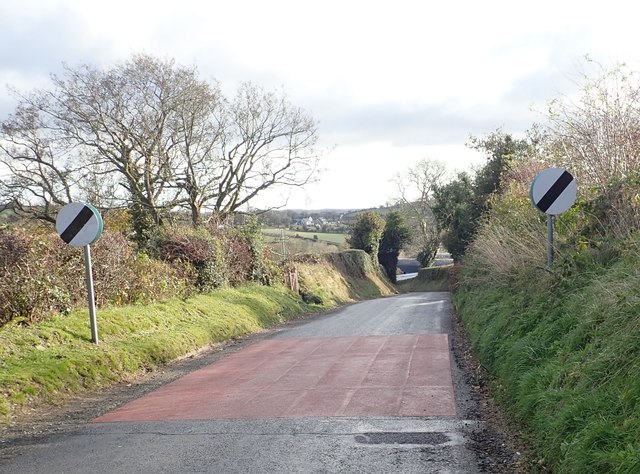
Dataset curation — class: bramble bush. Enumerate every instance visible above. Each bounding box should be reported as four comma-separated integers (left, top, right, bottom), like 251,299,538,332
92,231,188,305
0,226,192,326
0,228,80,325
0,216,289,327
155,225,228,292
214,226,253,286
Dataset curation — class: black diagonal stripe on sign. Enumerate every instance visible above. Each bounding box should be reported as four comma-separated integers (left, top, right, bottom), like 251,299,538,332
536,171,573,212
60,206,94,244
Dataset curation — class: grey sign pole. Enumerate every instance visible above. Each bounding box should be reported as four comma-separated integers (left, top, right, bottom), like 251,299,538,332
547,215,554,267
56,202,103,344
83,245,99,344
530,168,577,268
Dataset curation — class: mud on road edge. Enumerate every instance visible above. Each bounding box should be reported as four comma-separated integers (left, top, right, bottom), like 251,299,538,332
449,305,532,473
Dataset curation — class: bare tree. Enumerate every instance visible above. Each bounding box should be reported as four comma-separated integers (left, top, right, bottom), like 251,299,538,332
392,158,448,265
48,55,201,238
0,100,82,222
1,55,320,241
547,61,640,190
209,83,319,219
6,55,227,240
170,82,319,226
168,76,226,226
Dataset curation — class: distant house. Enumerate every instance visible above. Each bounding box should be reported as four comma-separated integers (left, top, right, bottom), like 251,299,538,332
293,216,314,226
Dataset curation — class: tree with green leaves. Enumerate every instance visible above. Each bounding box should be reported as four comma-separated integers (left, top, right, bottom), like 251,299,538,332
432,172,475,261
347,211,385,263
433,130,530,261
378,211,411,283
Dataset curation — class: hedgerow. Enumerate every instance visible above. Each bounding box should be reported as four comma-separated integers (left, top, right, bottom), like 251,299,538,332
0,218,281,327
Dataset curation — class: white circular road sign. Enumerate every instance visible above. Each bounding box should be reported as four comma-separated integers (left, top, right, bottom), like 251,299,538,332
530,168,577,215
56,202,103,247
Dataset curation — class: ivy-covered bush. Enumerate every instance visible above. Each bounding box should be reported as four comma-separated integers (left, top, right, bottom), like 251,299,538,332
347,211,385,263
155,226,228,292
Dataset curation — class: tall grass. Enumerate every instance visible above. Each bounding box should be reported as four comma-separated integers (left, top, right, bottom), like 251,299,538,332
456,226,640,472
461,193,548,289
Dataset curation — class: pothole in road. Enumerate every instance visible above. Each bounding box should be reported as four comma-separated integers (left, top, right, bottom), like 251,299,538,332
354,432,449,445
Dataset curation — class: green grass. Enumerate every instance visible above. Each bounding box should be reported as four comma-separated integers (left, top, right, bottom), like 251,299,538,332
455,253,640,473
0,249,396,423
263,228,347,244
0,285,311,421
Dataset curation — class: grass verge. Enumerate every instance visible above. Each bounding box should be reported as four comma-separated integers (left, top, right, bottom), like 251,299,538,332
0,285,311,422
454,253,640,473
0,249,395,423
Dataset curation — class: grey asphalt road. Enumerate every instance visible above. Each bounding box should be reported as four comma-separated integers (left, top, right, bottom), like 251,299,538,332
272,292,453,339
1,292,482,473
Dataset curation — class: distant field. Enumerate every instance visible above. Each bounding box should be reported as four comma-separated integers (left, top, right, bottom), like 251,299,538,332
263,228,347,244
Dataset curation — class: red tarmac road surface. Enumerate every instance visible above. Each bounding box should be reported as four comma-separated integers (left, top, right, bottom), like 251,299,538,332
94,334,456,422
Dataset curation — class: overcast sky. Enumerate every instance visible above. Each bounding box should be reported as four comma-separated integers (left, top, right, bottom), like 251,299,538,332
1,0,638,209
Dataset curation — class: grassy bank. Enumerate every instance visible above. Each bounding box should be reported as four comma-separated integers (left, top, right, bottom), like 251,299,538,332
0,250,393,423
397,266,452,293
296,250,396,303
0,286,308,421
454,252,640,473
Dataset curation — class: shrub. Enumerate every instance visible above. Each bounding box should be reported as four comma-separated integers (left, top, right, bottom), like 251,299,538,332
416,247,435,267
129,253,188,302
156,226,227,292
347,211,385,262
378,211,411,283
0,219,279,327
239,216,271,284
90,232,138,306
214,226,252,286
0,228,81,325
0,226,192,326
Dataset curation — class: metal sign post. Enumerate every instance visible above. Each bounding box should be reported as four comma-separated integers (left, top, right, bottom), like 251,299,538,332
547,214,554,267
530,168,577,268
83,245,99,344
56,202,103,344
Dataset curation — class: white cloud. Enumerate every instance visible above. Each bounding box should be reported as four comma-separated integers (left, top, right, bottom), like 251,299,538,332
1,0,639,208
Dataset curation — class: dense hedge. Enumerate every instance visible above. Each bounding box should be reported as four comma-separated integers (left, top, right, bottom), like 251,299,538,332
0,220,276,327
